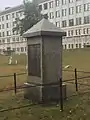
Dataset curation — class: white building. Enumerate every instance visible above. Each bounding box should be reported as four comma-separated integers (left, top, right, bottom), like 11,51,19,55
0,5,27,54
0,0,90,52
39,0,90,49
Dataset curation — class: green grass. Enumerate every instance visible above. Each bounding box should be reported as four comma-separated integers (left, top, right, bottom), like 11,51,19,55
0,49,90,120
0,92,90,120
63,48,90,71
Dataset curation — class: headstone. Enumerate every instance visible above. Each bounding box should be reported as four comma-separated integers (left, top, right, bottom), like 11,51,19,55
8,56,12,65
15,60,18,65
26,65,28,70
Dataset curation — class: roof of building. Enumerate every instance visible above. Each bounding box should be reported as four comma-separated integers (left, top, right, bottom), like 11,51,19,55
23,18,66,38
0,4,24,16
0,0,49,16
38,0,50,4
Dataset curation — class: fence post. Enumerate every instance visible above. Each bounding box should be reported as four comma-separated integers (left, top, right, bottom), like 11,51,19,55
75,68,78,92
14,73,17,94
59,78,63,111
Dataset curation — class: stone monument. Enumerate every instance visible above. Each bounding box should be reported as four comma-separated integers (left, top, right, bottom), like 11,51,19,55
23,18,66,102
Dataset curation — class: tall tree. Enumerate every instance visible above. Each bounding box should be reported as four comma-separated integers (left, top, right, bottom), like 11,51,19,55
13,0,42,35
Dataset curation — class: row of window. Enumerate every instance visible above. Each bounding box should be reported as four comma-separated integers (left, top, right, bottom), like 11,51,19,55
55,16,90,28
47,5,90,19
0,22,16,29
39,1,88,12
0,47,26,53
0,30,19,37
0,11,23,22
13,47,26,52
67,28,89,37
63,43,86,49
0,37,25,43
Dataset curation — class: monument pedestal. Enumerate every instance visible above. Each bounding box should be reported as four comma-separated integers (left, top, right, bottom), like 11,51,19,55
23,18,66,103
24,83,66,102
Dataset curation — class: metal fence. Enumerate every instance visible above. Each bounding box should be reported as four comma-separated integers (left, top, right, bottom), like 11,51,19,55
0,69,90,112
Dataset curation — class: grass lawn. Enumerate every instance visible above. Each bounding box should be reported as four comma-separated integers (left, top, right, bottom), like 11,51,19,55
0,49,90,119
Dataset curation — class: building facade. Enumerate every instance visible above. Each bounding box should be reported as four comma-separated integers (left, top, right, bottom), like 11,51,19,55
0,5,27,54
0,0,90,53
39,0,90,49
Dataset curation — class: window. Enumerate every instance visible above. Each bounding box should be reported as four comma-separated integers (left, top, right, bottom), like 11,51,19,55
0,25,1,29
79,29,81,35
16,12,19,17
44,3,48,10
87,28,89,34
7,31,11,36
76,17,82,25
68,31,70,36
62,20,67,27
84,16,90,24
71,44,73,49
2,32,5,37
50,12,54,19
2,16,4,21
39,5,42,11
6,14,10,20
62,9,66,16
12,37,15,42
49,1,53,8
20,11,23,17
79,44,81,48
6,23,9,28
65,44,67,49
69,19,74,26
0,17,1,22
13,48,16,52
12,30,16,35
13,21,16,27
75,30,78,35
2,39,5,43
69,7,74,15
12,13,15,18
83,28,86,34
84,3,90,11
25,47,27,51
75,29,81,35
76,5,81,13
2,24,4,29
44,14,48,19
7,38,10,43
56,10,60,18
16,37,19,41
17,48,20,52
69,0,74,3
71,30,73,36
76,44,78,48
0,32,1,37
55,0,59,7
56,21,60,27
68,44,70,48
83,28,89,34
62,0,66,5
21,47,24,52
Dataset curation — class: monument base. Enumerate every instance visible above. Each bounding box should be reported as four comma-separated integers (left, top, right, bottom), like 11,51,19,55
24,83,67,103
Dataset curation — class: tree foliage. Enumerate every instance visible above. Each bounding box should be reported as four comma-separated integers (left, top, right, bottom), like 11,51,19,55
13,0,42,35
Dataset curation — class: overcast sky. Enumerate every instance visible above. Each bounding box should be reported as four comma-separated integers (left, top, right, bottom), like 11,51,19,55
0,0,23,10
